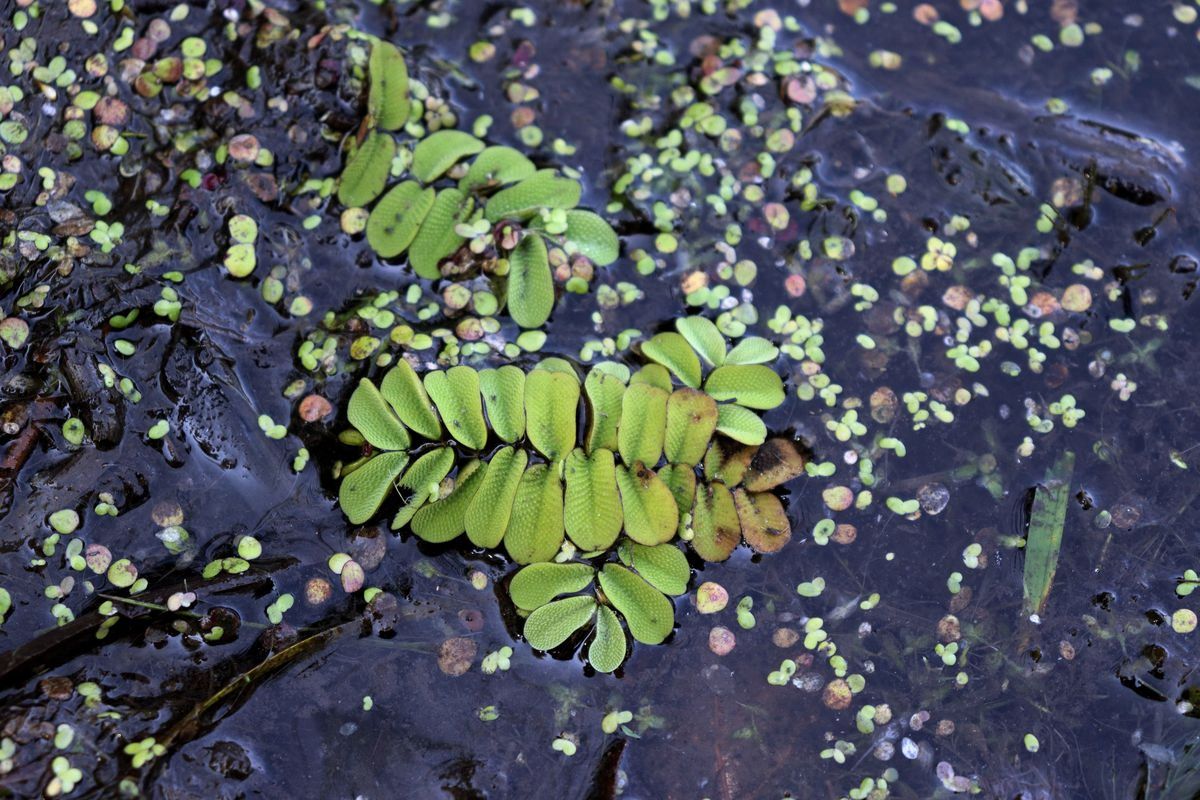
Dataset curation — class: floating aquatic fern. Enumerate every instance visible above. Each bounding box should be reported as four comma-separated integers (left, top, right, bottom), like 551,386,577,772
339,40,619,329
335,316,803,671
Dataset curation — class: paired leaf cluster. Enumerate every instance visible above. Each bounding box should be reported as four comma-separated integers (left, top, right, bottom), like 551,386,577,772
336,316,803,671
339,41,619,328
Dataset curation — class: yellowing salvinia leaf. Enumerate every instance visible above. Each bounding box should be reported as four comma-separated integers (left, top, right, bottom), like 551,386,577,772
584,368,625,453
422,366,487,449
411,130,485,183
597,564,674,645
381,359,442,440
617,382,668,468
704,439,754,486
347,378,410,451
367,181,434,258
464,446,527,548
506,233,554,329
641,332,702,388
504,463,565,564
564,448,622,552
339,451,409,524
338,131,395,208
524,368,579,461
690,481,741,562
657,463,698,521
664,388,717,466
615,463,678,546
478,366,526,443
734,489,791,553
743,438,806,491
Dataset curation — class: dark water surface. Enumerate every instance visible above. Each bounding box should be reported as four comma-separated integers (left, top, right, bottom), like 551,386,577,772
1,1,1198,798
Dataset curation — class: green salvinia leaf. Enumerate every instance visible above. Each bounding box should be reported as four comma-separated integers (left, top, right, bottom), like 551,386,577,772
664,388,717,466
524,368,579,461
464,446,528,548
507,233,554,329
338,131,395,208
588,604,626,673
704,365,785,410
743,439,806,491
597,564,674,645
534,358,579,378
624,541,690,596
733,489,791,554
629,363,672,392
484,169,582,222
366,181,434,258
478,366,526,443
724,336,780,366
657,463,698,521
348,378,410,451
391,446,455,529
423,366,487,449
704,439,753,485
368,40,409,132
339,451,410,524
615,463,678,546
590,361,632,382
509,562,595,611
460,145,536,191
504,463,565,564
411,130,485,183
524,595,595,651
561,210,618,266
714,403,767,446
617,382,668,468
690,481,741,562
381,360,442,440
641,332,702,388
584,368,625,453
409,188,473,280
676,316,725,368
564,448,623,552
411,459,486,543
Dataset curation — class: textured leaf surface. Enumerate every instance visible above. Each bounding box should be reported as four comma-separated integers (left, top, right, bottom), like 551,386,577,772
509,562,595,611
339,451,409,524
338,131,395,207
617,383,668,468
464,446,527,548
615,463,678,546
478,366,525,443
381,360,442,440
423,366,487,449
564,448,623,551
524,595,595,651
657,463,697,520
367,181,434,258
524,369,579,461
409,188,472,279
704,439,754,485
504,463,565,564
743,438,806,491
588,605,626,673
724,336,780,365
562,210,618,266
584,369,625,453
411,130,485,183
704,365,785,410
714,403,767,446
411,460,486,543
398,447,455,494
485,169,582,221
642,332,702,388
598,564,674,645
734,489,791,553
626,542,690,596
348,378,410,451
691,481,740,562
460,145,535,190
507,233,554,328
664,388,717,466
629,364,672,392
368,41,409,131
676,316,725,367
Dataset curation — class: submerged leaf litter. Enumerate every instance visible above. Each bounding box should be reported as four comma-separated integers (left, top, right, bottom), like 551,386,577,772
0,0,1198,797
